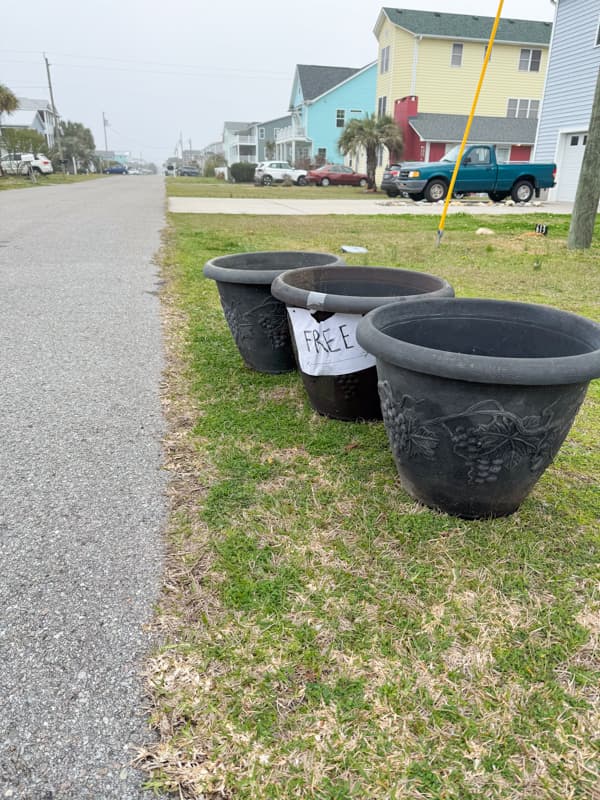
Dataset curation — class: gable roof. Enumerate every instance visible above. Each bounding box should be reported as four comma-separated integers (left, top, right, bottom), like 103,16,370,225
223,121,253,133
296,65,361,102
380,8,552,45
409,113,538,145
16,96,53,111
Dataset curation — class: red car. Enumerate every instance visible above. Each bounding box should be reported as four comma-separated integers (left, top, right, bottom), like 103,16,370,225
306,164,371,187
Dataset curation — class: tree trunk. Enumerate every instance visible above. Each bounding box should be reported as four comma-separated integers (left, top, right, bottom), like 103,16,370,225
366,145,377,191
567,67,600,249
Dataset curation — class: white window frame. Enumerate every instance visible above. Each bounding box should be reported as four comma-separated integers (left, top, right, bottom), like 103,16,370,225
596,17,600,46
258,127,265,140
451,43,463,67
506,98,539,119
519,48,541,72
380,45,390,74
336,109,345,128
377,96,387,118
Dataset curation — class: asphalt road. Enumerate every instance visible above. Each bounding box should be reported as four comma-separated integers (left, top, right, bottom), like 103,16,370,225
0,176,167,799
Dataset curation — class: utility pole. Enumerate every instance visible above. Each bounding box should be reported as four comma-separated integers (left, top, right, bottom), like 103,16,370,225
568,66,600,249
44,53,63,165
102,112,109,151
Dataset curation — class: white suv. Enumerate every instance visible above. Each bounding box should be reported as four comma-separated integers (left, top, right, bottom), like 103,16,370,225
0,152,54,175
254,161,307,186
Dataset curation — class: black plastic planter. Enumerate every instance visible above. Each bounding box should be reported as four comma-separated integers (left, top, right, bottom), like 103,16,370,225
271,265,454,420
357,297,600,518
203,251,345,373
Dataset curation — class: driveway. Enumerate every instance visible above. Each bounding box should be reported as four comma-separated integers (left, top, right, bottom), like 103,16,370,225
168,195,574,215
0,176,166,799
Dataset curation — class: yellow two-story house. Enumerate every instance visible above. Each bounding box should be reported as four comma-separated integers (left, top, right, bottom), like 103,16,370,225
373,8,552,178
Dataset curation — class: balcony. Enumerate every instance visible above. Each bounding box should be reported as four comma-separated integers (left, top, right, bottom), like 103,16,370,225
236,135,257,145
275,125,309,143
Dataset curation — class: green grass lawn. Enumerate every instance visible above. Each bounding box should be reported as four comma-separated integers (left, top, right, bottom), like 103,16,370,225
166,176,378,200
0,172,106,191
137,211,600,800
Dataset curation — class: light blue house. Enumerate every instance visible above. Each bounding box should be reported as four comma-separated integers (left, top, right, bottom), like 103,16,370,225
534,0,600,201
276,62,377,166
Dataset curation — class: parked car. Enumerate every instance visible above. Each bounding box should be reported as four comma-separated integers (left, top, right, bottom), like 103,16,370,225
306,164,370,187
0,152,54,175
104,164,128,174
380,144,556,202
178,165,201,177
254,161,307,186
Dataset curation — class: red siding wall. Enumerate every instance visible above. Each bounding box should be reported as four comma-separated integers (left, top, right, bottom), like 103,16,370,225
429,142,446,161
394,96,421,161
509,145,531,161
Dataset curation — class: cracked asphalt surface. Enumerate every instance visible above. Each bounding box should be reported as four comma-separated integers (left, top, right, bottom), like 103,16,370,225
0,176,167,799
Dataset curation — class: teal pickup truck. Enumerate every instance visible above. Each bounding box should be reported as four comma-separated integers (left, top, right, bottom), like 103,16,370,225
381,144,556,203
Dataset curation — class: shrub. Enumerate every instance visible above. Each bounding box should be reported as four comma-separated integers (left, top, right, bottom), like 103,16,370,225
230,162,256,183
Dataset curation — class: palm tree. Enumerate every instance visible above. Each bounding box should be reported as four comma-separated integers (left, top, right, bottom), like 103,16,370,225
0,84,19,177
338,114,403,190
0,83,18,116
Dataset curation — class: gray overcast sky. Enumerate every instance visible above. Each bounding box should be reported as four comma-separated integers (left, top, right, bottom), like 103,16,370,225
2,0,555,166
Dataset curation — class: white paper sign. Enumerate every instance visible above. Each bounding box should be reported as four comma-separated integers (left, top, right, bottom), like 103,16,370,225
287,307,376,377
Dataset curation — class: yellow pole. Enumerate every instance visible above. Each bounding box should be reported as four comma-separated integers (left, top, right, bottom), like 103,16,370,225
436,0,504,245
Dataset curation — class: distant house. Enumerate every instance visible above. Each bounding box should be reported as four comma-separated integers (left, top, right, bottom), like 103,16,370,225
222,121,254,166
234,115,294,164
0,96,58,147
278,62,377,165
534,0,600,201
373,8,552,173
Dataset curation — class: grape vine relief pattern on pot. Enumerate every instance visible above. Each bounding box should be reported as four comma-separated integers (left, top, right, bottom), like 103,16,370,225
378,381,584,485
222,296,291,350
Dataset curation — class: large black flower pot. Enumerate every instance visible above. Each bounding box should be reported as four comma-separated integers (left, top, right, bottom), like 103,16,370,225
203,251,345,373
271,266,454,420
357,298,600,518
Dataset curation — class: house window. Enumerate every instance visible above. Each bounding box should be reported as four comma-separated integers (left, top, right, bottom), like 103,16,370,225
259,127,265,140
483,44,492,61
380,45,390,73
507,98,539,119
377,96,387,117
519,48,541,71
451,43,463,67
596,19,600,46
336,109,345,128
570,136,579,146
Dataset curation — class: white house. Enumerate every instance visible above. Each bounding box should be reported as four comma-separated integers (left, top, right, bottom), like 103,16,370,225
534,0,600,201
0,97,57,147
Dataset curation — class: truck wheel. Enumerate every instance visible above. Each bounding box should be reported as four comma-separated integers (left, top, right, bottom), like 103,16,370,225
296,175,307,186
262,175,273,185
511,180,534,203
488,191,509,202
385,189,399,198
424,179,448,203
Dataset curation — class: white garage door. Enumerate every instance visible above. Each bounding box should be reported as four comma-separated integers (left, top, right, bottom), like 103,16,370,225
557,132,587,201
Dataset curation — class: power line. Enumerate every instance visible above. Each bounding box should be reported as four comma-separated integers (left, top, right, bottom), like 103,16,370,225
2,50,289,79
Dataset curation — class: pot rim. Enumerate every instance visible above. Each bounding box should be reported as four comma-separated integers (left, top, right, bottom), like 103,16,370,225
271,265,454,314
203,250,343,285
356,297,600,385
